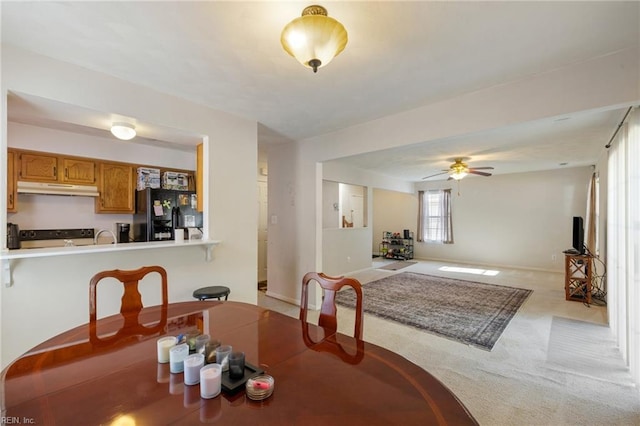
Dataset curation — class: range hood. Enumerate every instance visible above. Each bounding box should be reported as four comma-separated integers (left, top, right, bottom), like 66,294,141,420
17,181,100,197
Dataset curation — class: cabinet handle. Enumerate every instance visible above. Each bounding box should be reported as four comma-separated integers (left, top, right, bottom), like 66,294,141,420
65,168,68,178
53,166,57,176
9,194,13,204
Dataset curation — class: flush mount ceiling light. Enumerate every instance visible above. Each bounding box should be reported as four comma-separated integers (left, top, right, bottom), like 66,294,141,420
110,122,136,140
280,5,348,73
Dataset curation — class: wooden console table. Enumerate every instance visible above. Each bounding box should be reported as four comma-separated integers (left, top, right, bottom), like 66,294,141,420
564,253,593,303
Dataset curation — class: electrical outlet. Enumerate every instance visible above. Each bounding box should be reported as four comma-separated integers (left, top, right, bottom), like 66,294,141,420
551,254,557,261
347,256,351,263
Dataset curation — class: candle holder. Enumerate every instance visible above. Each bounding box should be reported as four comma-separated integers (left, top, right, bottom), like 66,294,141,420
157,336,177,363
169,343,190,374
200,364,222,399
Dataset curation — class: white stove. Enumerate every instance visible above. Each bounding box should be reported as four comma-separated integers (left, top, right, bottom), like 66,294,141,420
19,228,95,249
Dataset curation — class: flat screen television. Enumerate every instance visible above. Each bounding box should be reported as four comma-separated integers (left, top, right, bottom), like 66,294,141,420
572,216,585,254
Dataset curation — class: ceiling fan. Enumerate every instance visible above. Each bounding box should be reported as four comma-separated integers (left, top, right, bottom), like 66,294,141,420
422,158,494,180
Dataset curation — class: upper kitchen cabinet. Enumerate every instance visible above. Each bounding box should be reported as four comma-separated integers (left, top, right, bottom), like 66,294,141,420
18,151,58,182
17,150,96,185
7,150,17,212
96,161,135,214
61,158,96,184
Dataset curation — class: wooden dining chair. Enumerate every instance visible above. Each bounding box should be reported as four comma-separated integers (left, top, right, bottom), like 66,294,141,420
300,272,364,340
89,265,168,345
301,321,365,365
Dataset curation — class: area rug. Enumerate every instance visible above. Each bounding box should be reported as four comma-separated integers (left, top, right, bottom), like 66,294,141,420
377,261,417,271
336,272,532,350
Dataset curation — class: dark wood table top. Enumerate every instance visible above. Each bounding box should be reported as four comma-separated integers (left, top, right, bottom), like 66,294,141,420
1,301,478,425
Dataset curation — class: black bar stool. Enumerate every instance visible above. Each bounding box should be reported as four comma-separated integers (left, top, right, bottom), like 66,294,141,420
192,286,231,301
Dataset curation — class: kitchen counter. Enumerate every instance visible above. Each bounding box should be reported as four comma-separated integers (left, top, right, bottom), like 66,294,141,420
0,239,221,287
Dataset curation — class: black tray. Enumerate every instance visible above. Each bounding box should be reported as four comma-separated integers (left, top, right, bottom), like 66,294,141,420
221,362,264,393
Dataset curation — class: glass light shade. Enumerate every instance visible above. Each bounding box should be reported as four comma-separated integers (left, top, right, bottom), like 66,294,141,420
111,122,136,140
450,171,468,180
281,7,348,72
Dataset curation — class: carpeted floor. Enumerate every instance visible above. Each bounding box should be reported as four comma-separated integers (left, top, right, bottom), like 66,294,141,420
336,271,532,350
377,260,417,270
546,316,632,385
258,260,640,426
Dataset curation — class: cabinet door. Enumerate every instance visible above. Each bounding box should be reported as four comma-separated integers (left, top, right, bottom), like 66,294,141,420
19,152,58,182
96,162,135,213
7,150,16,212
62,158,96,184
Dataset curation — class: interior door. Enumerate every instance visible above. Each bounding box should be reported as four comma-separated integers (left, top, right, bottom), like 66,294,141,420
350,194,364,228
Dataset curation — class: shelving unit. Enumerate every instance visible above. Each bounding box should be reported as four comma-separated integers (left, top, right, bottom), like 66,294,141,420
379,231,414,260
564,253,593,303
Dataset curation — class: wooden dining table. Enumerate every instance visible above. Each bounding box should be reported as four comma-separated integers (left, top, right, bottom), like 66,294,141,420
1,301,478,425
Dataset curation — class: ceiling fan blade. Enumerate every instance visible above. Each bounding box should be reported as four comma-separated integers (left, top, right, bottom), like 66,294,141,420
469,166,494,170
469,170,492,177
422,171,448,180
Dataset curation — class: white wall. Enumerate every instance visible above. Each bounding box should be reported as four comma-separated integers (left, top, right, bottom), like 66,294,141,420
266,48,638,305
372,189,418,255
0,46,258,368
413,167,592,271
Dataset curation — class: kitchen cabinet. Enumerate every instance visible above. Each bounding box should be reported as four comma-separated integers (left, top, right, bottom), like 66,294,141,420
96,161,135,213
61,158,96,184
18,152,58,182
17,150,96,185
7,150,16,212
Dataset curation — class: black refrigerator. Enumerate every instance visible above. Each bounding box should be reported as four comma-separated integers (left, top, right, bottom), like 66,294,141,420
133,188,202,242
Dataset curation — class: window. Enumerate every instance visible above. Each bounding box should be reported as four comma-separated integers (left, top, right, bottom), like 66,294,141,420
417,189,453,243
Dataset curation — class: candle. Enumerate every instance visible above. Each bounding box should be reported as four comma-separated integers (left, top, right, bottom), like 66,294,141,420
157,336,177,363
215,345,232,372
195,334,210,354
184,353,205,385
185,329,201,352
200,364,222,399
169,343,190,374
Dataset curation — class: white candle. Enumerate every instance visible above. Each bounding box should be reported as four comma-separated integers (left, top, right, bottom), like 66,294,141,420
184,354,205,385
157,336,177,363
200,364,222,399
169,343,190,374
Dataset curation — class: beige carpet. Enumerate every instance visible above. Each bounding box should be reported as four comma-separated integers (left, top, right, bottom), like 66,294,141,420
258,259,640,426
377,260,417,270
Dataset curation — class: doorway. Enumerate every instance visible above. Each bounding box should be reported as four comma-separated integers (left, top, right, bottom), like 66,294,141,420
258,180,268,291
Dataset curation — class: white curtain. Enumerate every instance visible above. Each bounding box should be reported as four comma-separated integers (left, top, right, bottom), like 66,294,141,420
607,107,640,389
417,189,453,243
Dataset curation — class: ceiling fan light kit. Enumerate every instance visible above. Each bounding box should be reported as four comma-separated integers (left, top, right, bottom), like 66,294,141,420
422,158,494,181
281,5,348,73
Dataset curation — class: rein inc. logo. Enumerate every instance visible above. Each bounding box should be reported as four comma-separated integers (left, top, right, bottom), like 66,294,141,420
1,417,35,425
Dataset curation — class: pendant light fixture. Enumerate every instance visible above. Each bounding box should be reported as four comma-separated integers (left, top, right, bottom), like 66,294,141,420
110,122,136,140
280,5,348,73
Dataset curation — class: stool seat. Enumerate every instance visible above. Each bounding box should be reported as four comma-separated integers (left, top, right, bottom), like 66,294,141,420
193,286,231,301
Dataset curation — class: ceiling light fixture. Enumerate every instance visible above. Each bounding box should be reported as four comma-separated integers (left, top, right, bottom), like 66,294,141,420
280,5,348,73
110,122,136,140
450,163,469,180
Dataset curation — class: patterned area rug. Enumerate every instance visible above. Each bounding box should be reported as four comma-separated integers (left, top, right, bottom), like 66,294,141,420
336,272,532,350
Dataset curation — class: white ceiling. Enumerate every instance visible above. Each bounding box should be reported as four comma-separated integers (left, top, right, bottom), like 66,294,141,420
2,1,638,181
